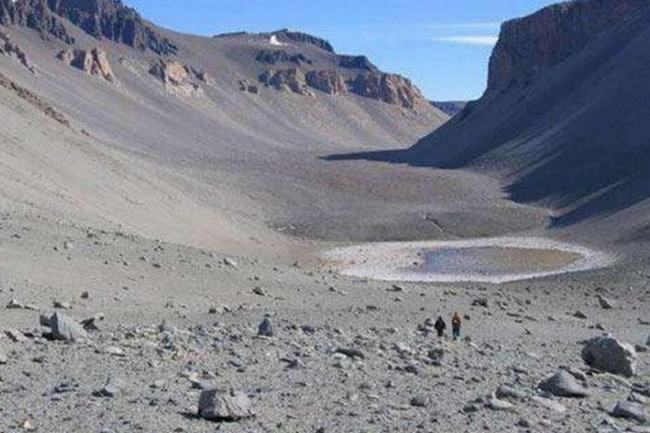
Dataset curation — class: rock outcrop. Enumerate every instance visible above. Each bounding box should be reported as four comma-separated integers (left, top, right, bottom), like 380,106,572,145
270,29,334,53
256,49,311,66
0,0,176,54
488,0,649,92
260,67,427,108
259,68,313,96
149,60,204,97
57,48,115,82
338,55,378,72
305,70,348,95
350,73,427,109
0,31,36,73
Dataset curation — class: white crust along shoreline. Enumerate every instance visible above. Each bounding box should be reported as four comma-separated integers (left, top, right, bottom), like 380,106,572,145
324,237,617,284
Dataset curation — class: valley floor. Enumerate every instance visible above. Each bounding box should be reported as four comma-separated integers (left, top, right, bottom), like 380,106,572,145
0,212,648,433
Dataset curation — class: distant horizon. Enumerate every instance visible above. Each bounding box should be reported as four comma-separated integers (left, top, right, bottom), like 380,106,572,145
126,0,559,101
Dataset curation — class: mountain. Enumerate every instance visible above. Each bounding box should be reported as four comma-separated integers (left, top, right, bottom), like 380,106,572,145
405,0,650,239
430,100,467,117
0,0,456,254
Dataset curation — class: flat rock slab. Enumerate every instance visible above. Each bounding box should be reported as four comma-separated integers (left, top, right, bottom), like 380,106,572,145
538,370,589,398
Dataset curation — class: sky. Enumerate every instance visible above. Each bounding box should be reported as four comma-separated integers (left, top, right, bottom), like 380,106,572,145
126,0,559,101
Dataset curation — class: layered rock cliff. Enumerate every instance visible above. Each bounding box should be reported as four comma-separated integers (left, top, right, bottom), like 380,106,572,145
0,0,176,54
488,0,648,92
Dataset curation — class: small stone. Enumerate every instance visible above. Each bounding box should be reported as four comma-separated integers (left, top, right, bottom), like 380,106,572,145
5,330,27,343
198,389,254,421
488,395,516,412
0,349,8,364
410,396,427,407
496,384,527,401
472,298,489,308
223,258,237,267
53,300,71,310
94,377,124,398
611,401,648,424
573,311,587,319
597,295,616,310
252,287,267,297
257,316,274,338
22,420,36,431
80,291,90,299
335,347,365,360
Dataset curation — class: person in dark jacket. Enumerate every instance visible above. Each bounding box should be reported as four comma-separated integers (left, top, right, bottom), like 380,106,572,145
434,316,447,338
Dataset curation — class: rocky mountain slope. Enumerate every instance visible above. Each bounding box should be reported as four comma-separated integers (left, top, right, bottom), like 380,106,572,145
0,0,459,254
405,0,650,241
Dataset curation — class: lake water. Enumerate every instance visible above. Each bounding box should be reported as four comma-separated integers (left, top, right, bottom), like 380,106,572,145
423,246,582,277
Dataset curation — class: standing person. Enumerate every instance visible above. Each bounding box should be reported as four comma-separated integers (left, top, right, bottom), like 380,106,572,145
434,316,446,338
452,312,462,341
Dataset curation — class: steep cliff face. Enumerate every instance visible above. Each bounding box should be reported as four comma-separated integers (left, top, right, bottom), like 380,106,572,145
408,0,650,229
0,0,176,54
488,0,648,92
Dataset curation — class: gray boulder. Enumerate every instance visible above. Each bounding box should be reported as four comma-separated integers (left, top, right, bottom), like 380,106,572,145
45,312,89,342
198,389,254,422
582,336,637,377
538,370,589,398
0,348,7,364
611,401,648,424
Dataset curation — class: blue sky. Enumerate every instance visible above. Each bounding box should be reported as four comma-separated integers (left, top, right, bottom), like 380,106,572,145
127,0,559,101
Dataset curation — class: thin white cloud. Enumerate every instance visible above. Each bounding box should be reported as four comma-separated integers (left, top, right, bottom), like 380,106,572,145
431,35,499,46
426,22,501,31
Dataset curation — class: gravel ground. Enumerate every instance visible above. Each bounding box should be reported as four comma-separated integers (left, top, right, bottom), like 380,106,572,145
0,215,648,433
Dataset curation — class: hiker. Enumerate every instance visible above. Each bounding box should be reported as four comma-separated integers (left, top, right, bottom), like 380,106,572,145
434,316,446,338
452,312,462,341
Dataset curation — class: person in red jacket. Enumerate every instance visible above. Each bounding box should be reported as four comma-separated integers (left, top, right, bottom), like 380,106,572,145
452,312,462,341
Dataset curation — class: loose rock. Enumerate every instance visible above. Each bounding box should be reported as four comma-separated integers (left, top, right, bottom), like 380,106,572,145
611,401,648,424
582,335,637,377
198,389,254,422
538,370,589,398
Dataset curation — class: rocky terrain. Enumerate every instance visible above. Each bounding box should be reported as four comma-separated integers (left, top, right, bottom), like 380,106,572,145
0,0,649,432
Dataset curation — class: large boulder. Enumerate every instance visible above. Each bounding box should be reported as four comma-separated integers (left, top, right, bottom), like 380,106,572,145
538,371,589,398
582,336,637,377
198,389,255,422
43,312,89,342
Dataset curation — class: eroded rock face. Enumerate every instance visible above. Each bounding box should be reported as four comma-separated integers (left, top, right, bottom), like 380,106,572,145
259,68,312,96
351,73,427,109
0,0,176,54
0,31,36,73
57,48,115,82
305,70,347,95
256,50,311,66
149,60,204,97
488,0,649,92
